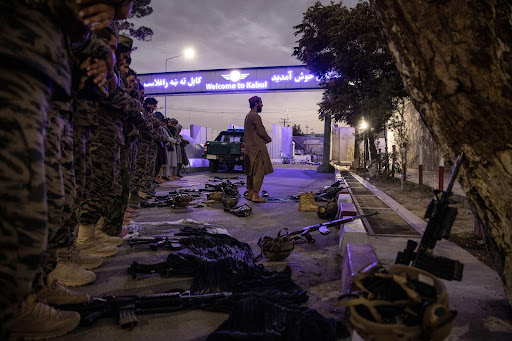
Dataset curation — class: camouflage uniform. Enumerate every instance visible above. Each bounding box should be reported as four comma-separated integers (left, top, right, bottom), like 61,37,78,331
131,112,154,197
78,105,123,225
101,88,145,235
140,117,163,194
0,1,72,334
39,102,76,280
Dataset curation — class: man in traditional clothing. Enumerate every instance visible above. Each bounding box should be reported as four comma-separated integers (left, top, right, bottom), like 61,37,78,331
244,96,273,202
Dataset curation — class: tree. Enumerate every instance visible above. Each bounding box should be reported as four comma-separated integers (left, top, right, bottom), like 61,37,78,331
293,1,406,161
112,0,154,41
292,124,304,136
369,0,512,305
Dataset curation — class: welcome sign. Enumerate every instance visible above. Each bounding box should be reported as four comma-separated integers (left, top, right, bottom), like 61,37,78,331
138,65,324,96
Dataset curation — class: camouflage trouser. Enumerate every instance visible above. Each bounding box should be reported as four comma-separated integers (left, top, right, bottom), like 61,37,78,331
62,125,93,244
140,142,158,194
78,122,122,225
0,65,52,333
103,139,135,235
39,107,76,281
73,126,93,205
131,138,150,195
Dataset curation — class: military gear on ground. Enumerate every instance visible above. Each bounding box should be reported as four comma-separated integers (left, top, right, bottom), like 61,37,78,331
256,229,296,261
318,196,339,220
9,294,80,340
224,204,253,217
339,264,454,341
255,213,378,262
299,192,319,212
37,281,90,306
47,248,96,287
75,223,118,257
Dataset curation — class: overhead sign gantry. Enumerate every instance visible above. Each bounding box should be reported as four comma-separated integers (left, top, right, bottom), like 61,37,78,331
138,65,324,96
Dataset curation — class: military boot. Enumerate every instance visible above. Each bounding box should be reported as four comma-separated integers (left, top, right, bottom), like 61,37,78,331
95,217,122,246
47,247,96,287
9,294,80,340
70,245,103,270
37,281,90,305
299,192,319,212
75,223,118,257
130,192,147,204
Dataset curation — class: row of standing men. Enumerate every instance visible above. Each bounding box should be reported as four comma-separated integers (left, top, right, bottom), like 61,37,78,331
0,1,190,339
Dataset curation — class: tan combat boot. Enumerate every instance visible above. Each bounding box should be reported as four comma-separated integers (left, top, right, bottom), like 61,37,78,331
47,247,96,287
9,294,80,340
70,244,103,270
299,192,319,212
75,222,118,257
94,217,122,246
37,281,90,305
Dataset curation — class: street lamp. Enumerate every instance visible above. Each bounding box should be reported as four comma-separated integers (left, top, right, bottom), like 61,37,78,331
360,120,368,169
164,47,196,116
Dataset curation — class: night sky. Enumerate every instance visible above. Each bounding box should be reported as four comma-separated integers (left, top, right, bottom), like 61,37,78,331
130,0,359,133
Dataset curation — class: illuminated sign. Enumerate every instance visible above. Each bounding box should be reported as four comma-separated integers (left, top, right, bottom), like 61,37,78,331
138,65,324,96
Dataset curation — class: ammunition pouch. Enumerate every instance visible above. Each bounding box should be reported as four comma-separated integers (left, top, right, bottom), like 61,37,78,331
339,264,454,341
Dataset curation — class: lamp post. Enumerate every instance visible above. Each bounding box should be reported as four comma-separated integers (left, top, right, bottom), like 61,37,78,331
164,48,195,116
360,120,368,169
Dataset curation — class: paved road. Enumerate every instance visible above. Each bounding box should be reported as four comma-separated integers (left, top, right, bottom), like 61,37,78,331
57,165,343,340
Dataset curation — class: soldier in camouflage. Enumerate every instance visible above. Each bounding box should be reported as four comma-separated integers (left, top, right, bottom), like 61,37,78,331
0,0,133,339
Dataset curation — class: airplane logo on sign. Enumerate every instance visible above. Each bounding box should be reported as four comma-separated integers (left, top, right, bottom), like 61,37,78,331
221,70,250,82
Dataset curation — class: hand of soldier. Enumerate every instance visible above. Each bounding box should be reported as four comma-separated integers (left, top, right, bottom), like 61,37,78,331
87,58,108,87
77,1,116,31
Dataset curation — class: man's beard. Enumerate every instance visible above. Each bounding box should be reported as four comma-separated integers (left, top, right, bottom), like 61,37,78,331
257,106,262,113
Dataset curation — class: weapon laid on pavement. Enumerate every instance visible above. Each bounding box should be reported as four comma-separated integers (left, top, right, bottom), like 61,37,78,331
140,193,192,208
255,212,379,261
395,153,465,281
129,236,182,251
224,203,253,217
58,291,229,329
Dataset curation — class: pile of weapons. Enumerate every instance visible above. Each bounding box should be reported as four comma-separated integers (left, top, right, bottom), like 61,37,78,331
57,229,349,339
140,191,195,208
202,178,254,217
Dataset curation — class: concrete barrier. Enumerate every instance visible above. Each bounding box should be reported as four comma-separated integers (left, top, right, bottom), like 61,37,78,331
339,219,368,254
337,191,368,254
340,243,379,317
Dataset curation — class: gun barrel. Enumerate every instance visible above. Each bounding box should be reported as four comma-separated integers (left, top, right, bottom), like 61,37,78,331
291,211,379,236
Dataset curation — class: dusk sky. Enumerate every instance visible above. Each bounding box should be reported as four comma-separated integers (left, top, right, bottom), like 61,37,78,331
130,0,359,134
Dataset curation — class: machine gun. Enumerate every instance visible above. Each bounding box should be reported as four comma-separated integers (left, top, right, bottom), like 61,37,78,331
129,236,182,251
255,211,379,261
58,291,229,329
395,153,465,281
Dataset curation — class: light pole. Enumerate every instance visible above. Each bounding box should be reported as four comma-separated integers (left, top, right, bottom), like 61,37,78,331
360,120,368,169
164,48,195,116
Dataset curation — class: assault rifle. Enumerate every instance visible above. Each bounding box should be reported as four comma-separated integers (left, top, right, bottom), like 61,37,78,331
58,291,229,329
255,211,379,261
395,153,465,281
129,236,182,251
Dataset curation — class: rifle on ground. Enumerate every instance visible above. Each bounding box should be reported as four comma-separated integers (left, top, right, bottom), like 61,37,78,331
255,211,379,261
395,153,465,281
140,193,192,208
58,291,229,329
129,236,182,251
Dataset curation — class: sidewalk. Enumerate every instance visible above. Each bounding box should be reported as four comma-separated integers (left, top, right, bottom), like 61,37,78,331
338,168,512,340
